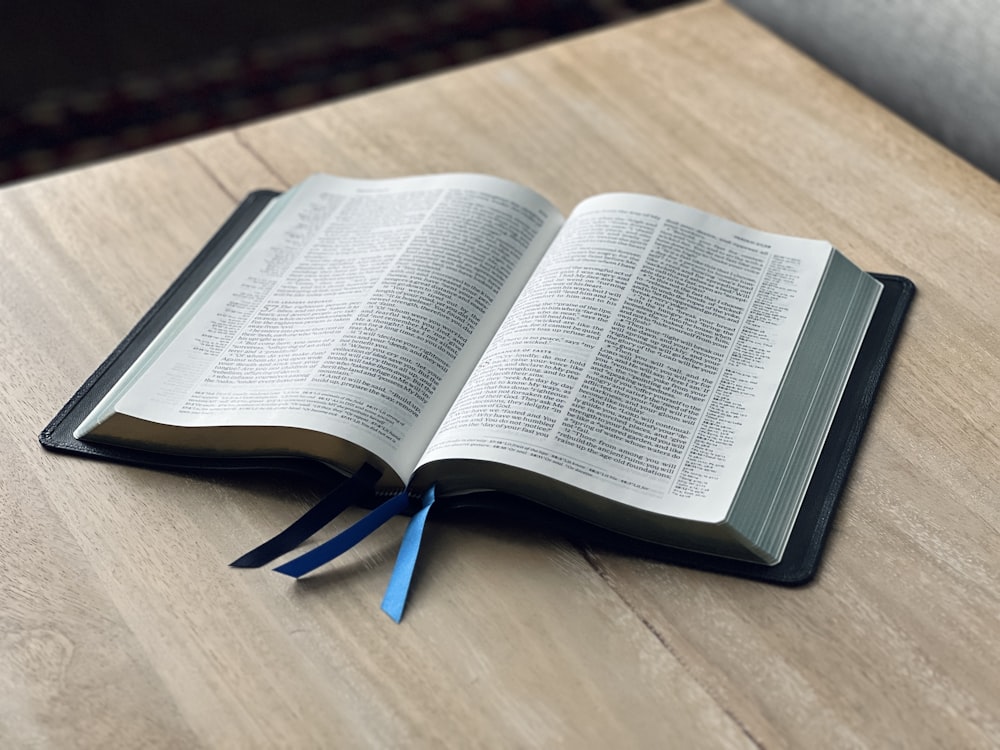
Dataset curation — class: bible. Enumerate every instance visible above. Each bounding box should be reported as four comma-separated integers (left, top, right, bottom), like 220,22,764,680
43,173,912,577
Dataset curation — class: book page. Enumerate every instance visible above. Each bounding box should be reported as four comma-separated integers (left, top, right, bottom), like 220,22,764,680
417,193,832,522
94,174,563,480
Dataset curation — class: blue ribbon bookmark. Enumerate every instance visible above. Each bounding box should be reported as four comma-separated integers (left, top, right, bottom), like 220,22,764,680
274,488,411,578
230,463,381,568
381,485,437,623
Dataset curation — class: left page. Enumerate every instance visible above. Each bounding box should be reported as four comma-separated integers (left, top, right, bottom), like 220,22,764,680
76,174,563,484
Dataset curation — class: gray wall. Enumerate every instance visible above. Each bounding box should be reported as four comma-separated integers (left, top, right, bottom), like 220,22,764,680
730,0,1000,181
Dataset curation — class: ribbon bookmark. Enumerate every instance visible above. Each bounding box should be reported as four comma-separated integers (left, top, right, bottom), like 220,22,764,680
274,488,411,578
381,485,437,623
230,463,381,568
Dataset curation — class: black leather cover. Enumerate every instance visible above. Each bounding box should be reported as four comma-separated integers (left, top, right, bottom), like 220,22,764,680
40,192,915,584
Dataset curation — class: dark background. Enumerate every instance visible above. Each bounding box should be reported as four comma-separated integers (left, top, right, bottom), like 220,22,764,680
0,0,681,185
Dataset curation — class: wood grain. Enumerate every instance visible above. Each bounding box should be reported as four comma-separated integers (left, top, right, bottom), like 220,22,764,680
3,1,999,746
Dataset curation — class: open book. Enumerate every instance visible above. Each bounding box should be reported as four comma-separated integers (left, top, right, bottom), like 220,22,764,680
65,173,893,568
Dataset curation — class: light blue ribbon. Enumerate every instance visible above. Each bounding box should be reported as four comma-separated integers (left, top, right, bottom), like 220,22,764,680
381,485,437,622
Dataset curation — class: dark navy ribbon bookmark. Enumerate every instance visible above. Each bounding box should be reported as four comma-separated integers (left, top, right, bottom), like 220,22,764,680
381,485,437,622
229,463,381,568
274,488,411,578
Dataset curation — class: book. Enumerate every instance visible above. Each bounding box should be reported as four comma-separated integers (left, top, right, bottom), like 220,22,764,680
42,173,913,580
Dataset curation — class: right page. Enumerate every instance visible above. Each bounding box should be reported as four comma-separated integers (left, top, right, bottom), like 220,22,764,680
415,193,837,525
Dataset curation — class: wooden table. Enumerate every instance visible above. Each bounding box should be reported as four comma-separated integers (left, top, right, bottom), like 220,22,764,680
3,2,999,746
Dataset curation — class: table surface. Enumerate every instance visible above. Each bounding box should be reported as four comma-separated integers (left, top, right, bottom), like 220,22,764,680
4,2,999,747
